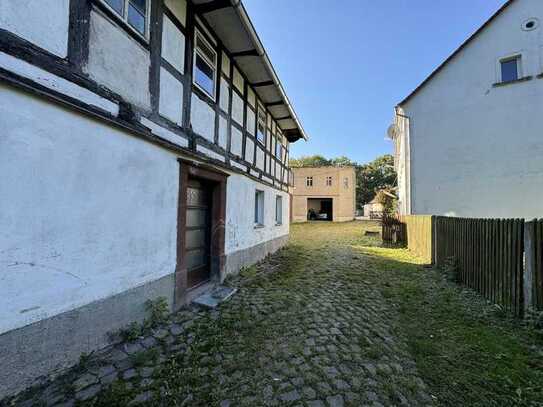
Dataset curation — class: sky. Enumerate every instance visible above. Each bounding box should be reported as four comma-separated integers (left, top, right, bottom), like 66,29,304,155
243,0,508,165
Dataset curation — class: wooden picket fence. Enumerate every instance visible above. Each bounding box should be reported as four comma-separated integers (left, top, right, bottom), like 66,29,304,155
434,217,525,316
525,219,543,313
382,215,540,317
381,215,405,243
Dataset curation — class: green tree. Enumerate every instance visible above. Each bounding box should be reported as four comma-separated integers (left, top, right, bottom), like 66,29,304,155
289,155,331,167
356,154,396,209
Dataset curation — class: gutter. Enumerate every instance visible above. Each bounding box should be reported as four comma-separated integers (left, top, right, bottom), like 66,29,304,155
230,0,309,142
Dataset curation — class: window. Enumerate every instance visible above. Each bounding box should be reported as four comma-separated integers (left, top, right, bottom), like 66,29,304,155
254,190,264,226
257,107,266,145
102,0,149,37
306,177,313,187
275,195,283,225
193,30,217,99
343,177,349,188
500,56,520,82
326,176,332,186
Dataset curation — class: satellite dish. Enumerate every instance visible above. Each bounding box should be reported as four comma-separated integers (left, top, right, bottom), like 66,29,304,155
386,124,399,140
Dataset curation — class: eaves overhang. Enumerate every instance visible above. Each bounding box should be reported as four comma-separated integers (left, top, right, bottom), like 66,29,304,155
192,0,309,143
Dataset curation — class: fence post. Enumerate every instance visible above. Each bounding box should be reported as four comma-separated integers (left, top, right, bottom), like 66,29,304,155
524,220,535,316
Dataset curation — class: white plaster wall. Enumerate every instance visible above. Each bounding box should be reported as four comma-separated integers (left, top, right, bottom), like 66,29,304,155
225,174,289,255
159,67,184,125
191,92,215,142
141,116,188,148
85,10,151,109
161,15,185,74
231,92,244,125
246,108,256,135
196,145,225,162
221,52,230,77
402,0,543,218
219,79,230,113
0,0,70,58
245,138,255,163
256,146,265,170
218,116,228,149
0,52,118,116
164,0,187,26
231,126,243,157
0,85,179,334
233,67,244,93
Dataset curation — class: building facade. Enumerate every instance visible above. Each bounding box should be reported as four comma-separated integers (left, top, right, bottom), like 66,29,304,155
291,167,356,223
389,0,543,219
0,0,308,397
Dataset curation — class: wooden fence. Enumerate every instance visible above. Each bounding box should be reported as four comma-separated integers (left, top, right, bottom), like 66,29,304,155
382,215,532,316
434,217,524,316
525,220,543,313
401,215,434,264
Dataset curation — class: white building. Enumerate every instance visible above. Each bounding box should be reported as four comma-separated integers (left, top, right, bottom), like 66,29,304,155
389,0,543,219
0,0,308,397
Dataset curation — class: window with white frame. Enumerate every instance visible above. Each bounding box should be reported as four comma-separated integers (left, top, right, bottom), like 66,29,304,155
500,55,521,82
326,176,332,186
257,106,266,145
193,30,217,99
275,195,283,225
306,177,313,187
102,0,149,37
254,190,264,226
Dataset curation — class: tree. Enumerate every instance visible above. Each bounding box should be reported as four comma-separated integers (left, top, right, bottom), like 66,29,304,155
330,156,355,167
356,154,396,209
374,189,397,215
289,155,331,167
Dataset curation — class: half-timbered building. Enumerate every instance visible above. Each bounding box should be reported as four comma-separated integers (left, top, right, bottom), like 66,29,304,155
0,0,308,397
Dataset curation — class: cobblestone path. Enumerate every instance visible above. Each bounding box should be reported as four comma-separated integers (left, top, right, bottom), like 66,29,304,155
5,222,433,406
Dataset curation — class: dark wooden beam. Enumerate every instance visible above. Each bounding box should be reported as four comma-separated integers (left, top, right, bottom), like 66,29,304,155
193,0,231,14
252,80,275,87
265,101,284,107
274,115,291,121
230,49,259,58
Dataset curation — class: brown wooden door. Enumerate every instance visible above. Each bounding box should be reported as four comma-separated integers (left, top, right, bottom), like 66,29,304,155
186,178,212,288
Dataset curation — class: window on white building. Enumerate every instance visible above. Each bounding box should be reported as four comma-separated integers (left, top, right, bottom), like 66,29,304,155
306,177,313,187
500,56,521,82
326,176,332,186
254,190,264,226
343,177,349,188
102,0,149,37
193,30,217,99
275,195,283,225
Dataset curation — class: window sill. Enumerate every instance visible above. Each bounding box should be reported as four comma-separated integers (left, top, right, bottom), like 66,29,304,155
492,76,533,88
254,224,265,229
275,223,283,227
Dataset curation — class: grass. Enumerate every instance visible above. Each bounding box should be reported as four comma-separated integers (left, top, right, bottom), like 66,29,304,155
13,220,542,407
343,222,543,407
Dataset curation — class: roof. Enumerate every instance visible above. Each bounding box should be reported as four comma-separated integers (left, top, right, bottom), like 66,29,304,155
192,0,308,143
398,0,515,107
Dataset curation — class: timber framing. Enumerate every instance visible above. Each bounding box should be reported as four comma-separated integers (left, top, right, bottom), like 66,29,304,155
0,0,301,193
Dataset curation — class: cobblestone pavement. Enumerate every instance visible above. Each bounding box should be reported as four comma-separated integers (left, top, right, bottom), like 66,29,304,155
5,222,434,406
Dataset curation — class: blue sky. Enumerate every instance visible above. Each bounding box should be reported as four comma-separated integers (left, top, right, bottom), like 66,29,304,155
243,0,508,164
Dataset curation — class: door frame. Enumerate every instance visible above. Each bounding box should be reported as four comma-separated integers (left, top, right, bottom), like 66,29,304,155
175,159,229,306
